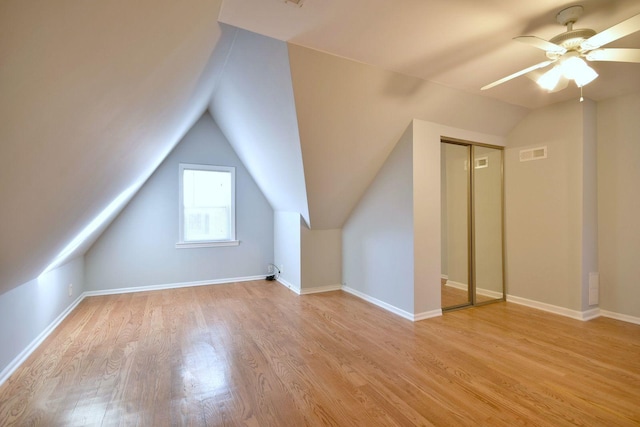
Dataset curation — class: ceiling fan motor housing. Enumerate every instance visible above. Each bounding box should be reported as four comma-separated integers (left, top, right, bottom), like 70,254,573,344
550,29,597,51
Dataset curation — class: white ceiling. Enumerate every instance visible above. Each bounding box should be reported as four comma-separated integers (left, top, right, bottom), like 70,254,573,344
219,0,640,109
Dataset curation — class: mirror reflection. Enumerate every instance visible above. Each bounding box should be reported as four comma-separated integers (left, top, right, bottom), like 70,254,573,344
441,142,470,308
473,146,504,303
441,141,504,310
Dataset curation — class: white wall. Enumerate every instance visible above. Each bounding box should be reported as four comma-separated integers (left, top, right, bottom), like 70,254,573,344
597,93,640,318
85,113,273,291
0,257,84,383
505,99,597,312
301,227,342,290
274,211,302,291
209,26,309,226
343,124,415,314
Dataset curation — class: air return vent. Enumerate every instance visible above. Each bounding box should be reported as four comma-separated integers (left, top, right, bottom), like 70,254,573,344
475,156,489,169
519,146,547,162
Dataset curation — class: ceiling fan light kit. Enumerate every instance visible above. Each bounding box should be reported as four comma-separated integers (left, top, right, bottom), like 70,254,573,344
482,5,640,98
537,51,599,91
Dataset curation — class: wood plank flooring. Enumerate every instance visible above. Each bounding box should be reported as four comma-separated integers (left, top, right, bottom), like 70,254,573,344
0,280,639,426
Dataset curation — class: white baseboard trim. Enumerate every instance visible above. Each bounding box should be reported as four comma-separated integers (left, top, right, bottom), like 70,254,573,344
445,281,503,300
342,286,441,322
84,275,266,297
477,288,505,300
440,274,448,280
444,280,467,290
0,293,85,387
414,309,443,321
506,295,600,321
276,278,301,295
600,310,640,325
300,284,342,295
342,286,414,321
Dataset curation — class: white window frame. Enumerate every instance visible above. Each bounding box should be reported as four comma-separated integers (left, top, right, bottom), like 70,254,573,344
176,163,239,248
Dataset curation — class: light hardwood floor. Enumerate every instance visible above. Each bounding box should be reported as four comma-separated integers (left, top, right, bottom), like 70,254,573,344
1,280,639,426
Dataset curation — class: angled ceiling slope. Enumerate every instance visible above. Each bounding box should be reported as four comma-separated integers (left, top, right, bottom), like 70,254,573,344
289,45,528,229
0,0,228,295
219,0,640,109
209,26,310,226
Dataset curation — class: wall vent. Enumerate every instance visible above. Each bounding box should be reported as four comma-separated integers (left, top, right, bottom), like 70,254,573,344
519,146,547,162
475,156,488,169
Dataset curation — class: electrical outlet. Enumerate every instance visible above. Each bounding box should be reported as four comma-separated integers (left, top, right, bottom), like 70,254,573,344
68,283,73,297
268,264,273,274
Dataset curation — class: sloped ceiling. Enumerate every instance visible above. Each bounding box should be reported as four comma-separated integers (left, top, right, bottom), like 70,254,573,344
219,0,640,109
4,0,639,295
289,45,528,229
0,0,227,294
209,26,310,226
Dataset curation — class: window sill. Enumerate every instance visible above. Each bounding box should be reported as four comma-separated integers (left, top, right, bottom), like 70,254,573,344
175,240,240,249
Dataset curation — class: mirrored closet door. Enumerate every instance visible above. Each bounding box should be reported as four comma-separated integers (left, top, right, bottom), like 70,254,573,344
441,139,504,311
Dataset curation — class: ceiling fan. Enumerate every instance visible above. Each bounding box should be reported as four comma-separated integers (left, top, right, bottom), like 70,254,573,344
482,5,640,93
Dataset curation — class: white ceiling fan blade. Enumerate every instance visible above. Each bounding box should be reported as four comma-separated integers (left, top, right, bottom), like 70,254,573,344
481,60,554,90
514,36,566,54
586,48,640,63
582,13,640,50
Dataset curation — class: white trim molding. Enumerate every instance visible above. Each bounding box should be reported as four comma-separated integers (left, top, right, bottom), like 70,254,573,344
341,286,442,322
507,295,600,321
84,275,265,297
600,310,640,325
342,286,414,321
276,277,301,295
0,294,85,387
175,240,240,248
300,284,342,295
444,280,467,291
414,309,443,321
445,281,503,300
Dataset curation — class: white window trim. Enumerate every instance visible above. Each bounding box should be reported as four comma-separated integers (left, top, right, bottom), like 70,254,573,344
177,163,238,248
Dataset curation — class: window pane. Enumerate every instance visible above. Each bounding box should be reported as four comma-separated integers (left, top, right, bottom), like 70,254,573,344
183,169,232,241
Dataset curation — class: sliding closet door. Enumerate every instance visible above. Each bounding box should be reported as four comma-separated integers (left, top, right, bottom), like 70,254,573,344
472,145,504,304
441,142,471,309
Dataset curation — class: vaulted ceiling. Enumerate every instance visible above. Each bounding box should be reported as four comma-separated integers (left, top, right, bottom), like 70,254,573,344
2,0,639,295
220,0,640,109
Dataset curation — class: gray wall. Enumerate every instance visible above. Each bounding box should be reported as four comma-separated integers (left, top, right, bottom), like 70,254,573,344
0,257,85,382
505,99,597,312
85,113,273,291
301,227,342,290
343,125,415,313
597,93,640,318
